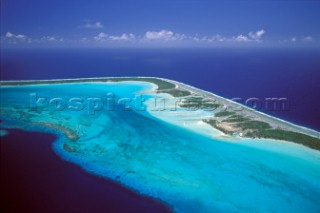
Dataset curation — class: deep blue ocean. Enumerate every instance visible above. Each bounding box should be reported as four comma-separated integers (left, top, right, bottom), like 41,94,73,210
1,47,319,130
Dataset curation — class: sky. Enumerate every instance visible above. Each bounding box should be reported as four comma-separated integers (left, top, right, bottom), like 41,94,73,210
1,0,320,48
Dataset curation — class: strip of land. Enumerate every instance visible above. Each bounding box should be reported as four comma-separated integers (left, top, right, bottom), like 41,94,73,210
1,77,319,151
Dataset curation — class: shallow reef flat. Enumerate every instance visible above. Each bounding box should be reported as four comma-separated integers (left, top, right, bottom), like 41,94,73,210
2,77,319,150
1,76,319,150
1,77,320,213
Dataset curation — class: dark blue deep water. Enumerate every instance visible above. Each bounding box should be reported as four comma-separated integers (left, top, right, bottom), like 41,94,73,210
0,128,171,213
1,48,319,130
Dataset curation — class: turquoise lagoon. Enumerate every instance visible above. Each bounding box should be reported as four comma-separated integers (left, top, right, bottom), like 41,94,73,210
1,81,320,213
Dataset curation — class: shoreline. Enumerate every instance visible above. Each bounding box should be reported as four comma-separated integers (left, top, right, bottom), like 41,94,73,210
1,78,320,212
1,76,319,133
165,78,320,137
1,76,319,151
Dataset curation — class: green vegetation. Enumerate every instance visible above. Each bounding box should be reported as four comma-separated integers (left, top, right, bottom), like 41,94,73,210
214,111,235,117
237,120,271,130
180,96,220,109
223,115,250,123
2,77,319,151
201,102,220,110
0,77,191,97
0,77,176,90
110,77,191,97
205,114,320,151
183,96,203,101
203,119,235,135
160,89,191,97
244,129,320,150
108,77,176,90
180,97,202,108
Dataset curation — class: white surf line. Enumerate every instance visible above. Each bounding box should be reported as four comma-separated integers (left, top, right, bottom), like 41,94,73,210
2,76,319,138
160,77,320,138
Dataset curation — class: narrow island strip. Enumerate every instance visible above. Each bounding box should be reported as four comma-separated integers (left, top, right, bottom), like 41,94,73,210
1,77,319,151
